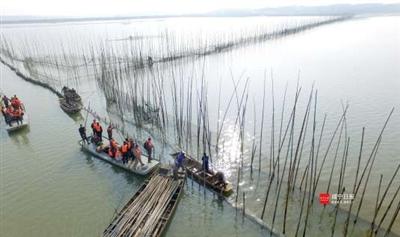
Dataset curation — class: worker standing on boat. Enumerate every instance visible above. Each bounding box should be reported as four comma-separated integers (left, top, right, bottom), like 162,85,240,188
79,124,89,144
91,119,97,135
127,138,134,161
107,124,113,140
5,106,14,126
109,138,118,158
13,108,23,125
95,122,103,141
121,141,129,164
202,153,209,173
133,144,145,169
144,137,154,163
1,105,11,126
175,151,185,171
2,95,9,108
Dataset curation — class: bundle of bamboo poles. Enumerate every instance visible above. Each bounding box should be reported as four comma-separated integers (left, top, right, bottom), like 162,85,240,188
103,175,181,237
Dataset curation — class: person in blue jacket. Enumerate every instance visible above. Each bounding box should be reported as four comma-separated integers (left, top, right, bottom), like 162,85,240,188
175,151,185,171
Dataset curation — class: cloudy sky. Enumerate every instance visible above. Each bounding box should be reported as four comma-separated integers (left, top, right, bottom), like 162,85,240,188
1,0,398,16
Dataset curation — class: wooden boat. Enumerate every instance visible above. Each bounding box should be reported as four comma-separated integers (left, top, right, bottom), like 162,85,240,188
80,139,160,176
61,86,82,103
5,115,29,132
103,171,184,237
59,97,82,114
171,152,233,196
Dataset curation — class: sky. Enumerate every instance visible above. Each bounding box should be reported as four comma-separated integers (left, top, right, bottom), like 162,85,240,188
1,0,399,16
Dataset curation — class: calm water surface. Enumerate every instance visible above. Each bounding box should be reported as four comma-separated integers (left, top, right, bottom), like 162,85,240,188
1,16,399,236
0,65,269,237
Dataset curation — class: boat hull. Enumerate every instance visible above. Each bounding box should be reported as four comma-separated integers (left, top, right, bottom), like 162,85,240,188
80,141,160,176
5,115,29,132
171,152,233,196
59,98,82,114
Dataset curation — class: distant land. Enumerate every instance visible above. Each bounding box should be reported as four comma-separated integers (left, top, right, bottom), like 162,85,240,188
1,3,399,24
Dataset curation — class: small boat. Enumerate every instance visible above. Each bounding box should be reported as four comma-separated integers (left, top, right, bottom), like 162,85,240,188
171,152,233,196
61,86,82,104
80,139,160,176
103,171,184,237
59,86,82,114
5,115,29,132
59,97,82,114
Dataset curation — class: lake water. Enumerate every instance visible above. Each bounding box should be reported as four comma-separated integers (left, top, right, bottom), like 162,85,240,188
1,16,399,236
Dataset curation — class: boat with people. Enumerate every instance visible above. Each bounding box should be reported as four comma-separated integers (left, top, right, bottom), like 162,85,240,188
103,169,185,237
79,136,160,176
61,86,82,103
171,152,233,196
59,86,82,114
1,94,29,132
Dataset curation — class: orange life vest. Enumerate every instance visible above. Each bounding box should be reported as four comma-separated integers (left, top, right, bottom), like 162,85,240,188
13,109,21,117
96,124,102,132
121,144,128,153
6,107,14,115
93,123,100,132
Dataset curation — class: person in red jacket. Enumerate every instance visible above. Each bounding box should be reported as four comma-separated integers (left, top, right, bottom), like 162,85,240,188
11,95,21,110
121,141,129,164
94,122,103,141
144,137,154,163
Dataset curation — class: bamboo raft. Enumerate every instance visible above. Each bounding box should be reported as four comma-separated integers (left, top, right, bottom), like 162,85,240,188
79,139,160,176
103,171,185,237
171,152,233,197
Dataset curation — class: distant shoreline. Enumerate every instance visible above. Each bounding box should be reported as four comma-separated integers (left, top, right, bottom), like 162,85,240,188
2,3,399,25
1,13,400,25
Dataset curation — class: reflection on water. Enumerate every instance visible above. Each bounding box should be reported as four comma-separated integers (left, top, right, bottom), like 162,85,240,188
66,112,84,122
8,126,31,147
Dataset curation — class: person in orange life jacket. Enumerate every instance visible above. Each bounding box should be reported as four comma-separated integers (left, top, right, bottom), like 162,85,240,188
91,119,97,135
13,108,23,125
94,122,103,141
5,106,14,126
144,137,154,163
11,95,21,110
121,141,129,164
107,124,113,140
108,138,118,158
92,122,99,141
